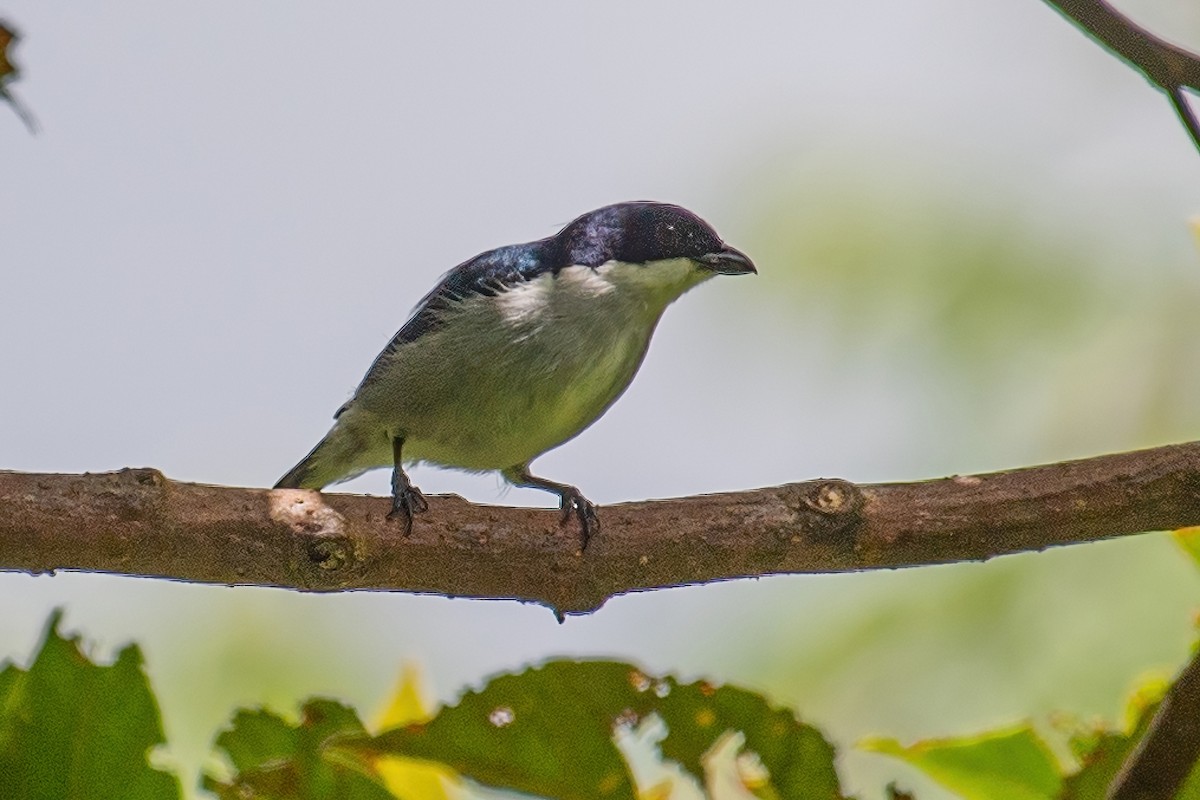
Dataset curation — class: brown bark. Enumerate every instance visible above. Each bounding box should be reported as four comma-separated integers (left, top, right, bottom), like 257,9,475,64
1042,0,1200,152
3,440,1200,615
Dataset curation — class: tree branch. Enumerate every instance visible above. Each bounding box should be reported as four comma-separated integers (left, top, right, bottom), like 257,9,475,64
1108,643,1200,800
1041,0,1200,153
3,441,1200,615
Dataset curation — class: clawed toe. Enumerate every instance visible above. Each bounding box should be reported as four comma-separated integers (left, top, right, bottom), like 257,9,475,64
504,465,601,550
387,485,428,534
559,489,600,550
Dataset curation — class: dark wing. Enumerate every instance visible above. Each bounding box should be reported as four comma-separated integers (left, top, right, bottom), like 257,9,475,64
394,238,561,344
336,238,562,416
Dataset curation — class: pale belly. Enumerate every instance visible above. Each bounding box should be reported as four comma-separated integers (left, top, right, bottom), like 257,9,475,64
350,301,658,471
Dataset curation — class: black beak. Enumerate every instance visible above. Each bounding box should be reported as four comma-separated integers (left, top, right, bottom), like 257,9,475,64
697,245,756,275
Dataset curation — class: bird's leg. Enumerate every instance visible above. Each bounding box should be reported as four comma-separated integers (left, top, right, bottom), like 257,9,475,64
387,436,428,534
504,464,599,550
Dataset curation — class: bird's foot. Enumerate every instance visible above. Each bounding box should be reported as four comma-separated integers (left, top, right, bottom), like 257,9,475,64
502,465,600,550
558,488,600,550
387,483,429,535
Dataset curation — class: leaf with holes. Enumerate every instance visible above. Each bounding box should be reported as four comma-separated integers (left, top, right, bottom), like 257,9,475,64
340,660,846,800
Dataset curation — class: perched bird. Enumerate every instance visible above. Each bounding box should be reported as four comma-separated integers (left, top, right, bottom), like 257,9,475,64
275,201,756,548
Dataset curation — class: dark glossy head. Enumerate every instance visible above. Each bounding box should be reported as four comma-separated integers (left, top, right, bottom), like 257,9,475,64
558,202,756,274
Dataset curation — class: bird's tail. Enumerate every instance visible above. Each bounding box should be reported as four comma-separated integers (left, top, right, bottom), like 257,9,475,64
274,422,377,490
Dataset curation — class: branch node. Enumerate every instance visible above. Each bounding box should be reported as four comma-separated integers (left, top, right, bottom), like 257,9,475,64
803,479,860,516
788,479,865,546
306,538,351,572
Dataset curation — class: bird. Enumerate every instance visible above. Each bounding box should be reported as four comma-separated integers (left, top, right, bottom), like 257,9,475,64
275,201,756,548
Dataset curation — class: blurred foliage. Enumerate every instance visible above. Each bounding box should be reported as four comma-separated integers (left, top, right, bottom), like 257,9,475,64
1,615,845,800
0,610,179,800
0,18,36,132
744,155,1200,459
866,670,1200,800
0,20,16,82
752,173,1092,363
371,665,461,800
17,610,1200,800
205,699,391,800
349,660,845,800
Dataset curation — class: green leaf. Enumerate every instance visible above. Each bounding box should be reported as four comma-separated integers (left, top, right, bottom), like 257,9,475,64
206,697,394,800
862,725,1061,800
345,660,845,800
0,609,180,800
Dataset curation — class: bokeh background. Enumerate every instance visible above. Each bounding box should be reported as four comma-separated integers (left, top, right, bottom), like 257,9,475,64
4,1,1200,797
